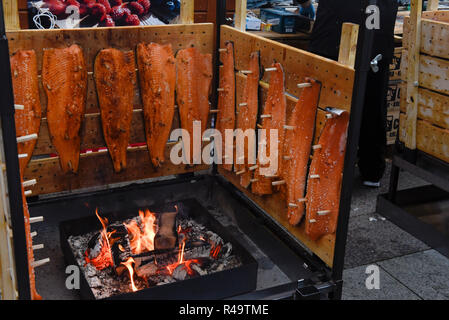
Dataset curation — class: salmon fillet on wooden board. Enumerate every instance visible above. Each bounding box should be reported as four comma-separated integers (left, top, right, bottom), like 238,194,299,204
20,177,42,300
251,62,286,196
94,48,136,173
235,51,260,189
282,79,321,226
216,41,236,171
42,44,87,174
176,47,213,164
137,43,176,168
305,111,349,241
11,50,42,176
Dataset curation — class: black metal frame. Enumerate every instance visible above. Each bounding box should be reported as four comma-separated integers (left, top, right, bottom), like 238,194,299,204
377,147,449,258
0,0,376,300
0,0,31,300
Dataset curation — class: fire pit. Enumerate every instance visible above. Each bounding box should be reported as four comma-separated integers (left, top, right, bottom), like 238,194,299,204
60,198,258,300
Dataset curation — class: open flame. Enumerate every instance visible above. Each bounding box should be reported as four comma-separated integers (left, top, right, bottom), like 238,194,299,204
124,209,158,255
84,209,115,270
121,257,138,292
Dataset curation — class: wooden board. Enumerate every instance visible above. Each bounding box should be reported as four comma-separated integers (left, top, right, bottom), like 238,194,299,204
401,50,449,96
221,26,355,112
400,84,449,130
400,113,449,163
221,26,356,267
403,14,449,60
7,24,214,196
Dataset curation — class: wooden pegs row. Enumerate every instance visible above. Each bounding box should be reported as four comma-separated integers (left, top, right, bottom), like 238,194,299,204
297,83,313,89
17,134,38,144
23,179,37,188
30,216,44,224
31,258,50,268
14,104,24,110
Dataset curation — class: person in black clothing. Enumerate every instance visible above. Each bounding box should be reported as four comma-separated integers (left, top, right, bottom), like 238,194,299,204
296,0,398,187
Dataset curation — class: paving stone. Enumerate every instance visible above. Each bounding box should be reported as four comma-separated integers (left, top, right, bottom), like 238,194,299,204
344,213,429,269
378,250,449,300
342,264,421,300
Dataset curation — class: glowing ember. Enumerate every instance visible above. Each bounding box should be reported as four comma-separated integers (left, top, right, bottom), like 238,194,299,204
124,209,158,255
84,209,114,270
121,257,138,292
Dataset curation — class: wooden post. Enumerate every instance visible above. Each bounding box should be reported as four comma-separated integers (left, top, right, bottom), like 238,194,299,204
404,0,423,150
338,23,359,68
427,0,439,11
180,0,194,24
235,0,247,31
2,0,20,31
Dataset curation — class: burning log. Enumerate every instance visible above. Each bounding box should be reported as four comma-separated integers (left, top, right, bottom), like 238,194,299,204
154,211,178,250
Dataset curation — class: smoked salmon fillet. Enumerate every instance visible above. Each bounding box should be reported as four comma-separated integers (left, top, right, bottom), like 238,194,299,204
95,49,136,173
251,62,286,196
216,42,236,171
42,45,87,174
235,51,260,188
176,47,213,164
11,50,42,176
137,43,176,168
282,79,321,226
305,111,349,241
20,176,42,300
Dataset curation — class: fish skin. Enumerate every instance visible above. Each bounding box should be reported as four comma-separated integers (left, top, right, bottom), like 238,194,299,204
95,48,136,173
235,51,260,189
11,50,42,176
305,111,349,241
216,41,236,172
42,44,87,174
137,42,176,168
251,62,286,196
176,47,212,164
282,79,321,226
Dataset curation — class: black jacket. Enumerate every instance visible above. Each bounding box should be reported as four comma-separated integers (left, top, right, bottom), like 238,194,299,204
309,0,398,60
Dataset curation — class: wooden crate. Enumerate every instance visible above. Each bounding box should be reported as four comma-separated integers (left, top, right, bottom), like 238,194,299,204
400,2,449,163
218,25,356,267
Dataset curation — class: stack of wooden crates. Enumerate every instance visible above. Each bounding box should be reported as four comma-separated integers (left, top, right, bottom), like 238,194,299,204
400,7,449,163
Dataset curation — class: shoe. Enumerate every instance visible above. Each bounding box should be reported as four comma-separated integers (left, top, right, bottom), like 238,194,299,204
363,180,381,188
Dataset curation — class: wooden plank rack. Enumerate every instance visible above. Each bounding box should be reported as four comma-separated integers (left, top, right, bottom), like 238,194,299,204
1,0,370,300
377,0,449,261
